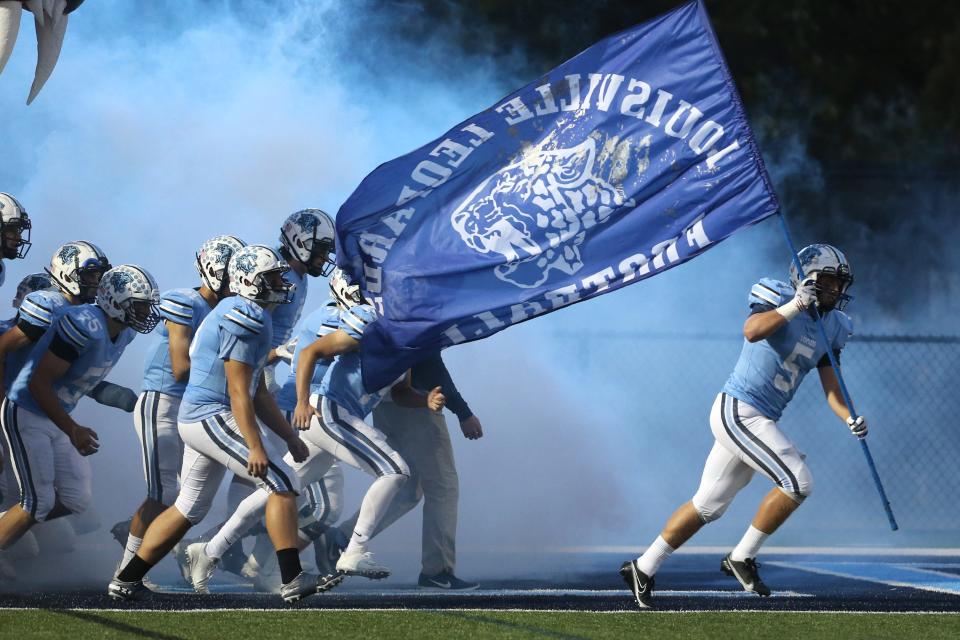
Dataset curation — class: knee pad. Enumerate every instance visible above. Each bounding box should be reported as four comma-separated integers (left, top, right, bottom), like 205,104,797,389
174,494,212,526
691,496,729,524
779,467,813,503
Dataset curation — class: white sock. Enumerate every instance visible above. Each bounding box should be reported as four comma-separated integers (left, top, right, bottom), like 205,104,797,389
206,489,269,560
636,535,674,577
344,474,406,555
121,534,142,568
730,526,769,561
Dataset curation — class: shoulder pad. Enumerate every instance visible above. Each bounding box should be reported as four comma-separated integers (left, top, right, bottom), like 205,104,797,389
159,288,201,325
19,290,66,327
833,310,854,336
339,304,375,340
749,278,790,308
57,305,104,351
222,297,266,337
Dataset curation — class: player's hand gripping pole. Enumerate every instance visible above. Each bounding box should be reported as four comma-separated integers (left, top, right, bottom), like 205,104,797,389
777,213,898,531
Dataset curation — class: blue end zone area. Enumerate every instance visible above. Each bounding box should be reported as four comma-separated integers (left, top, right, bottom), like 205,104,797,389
2,551,959,612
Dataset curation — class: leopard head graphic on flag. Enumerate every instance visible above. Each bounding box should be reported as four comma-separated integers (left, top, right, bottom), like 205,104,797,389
450,137,635,288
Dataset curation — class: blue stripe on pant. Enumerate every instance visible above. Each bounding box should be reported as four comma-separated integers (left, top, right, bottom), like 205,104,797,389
0,399,37,518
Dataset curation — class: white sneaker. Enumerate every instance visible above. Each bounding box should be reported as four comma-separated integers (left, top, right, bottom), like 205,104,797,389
335,547,390,580
186,542,219,594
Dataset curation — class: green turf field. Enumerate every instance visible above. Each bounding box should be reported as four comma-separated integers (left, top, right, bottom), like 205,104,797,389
1,610,958,639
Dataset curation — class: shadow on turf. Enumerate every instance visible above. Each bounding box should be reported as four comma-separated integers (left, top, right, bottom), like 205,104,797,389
435,611,591,640
50,609,186,640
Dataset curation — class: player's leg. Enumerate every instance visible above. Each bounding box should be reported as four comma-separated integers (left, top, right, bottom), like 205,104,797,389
108,425,225,599
311,396,409,579
624,394,755,609
0,403,57,550
188,412,338,600
121,392,183,567
713,393,812,595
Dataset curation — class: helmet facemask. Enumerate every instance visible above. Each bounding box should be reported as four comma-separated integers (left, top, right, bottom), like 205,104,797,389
812,269,854,312
306,237,336,277
122,297,161,334
253,267,294,304
1,215,31,260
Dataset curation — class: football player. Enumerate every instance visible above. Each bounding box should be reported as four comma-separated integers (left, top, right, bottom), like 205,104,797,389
290,269,445,579
188,210,337,586
112,236,245,573
621,245,862,609
107,245,338,603
0,193,32,289
0,265,160,573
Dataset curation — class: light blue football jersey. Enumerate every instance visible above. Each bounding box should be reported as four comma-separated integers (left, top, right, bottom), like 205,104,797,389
270,266,308,349
722,278,853,421
275,303,340,411
179,296,273,422
141,288,213,397
9,304,136,414
4,290,71,391
320,304,402,418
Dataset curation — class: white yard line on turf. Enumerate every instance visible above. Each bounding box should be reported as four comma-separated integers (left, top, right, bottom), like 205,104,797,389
0,607,957,614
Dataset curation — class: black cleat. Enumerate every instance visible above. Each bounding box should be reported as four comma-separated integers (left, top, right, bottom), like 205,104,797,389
619,560,655,609
418,570,479,590
721,554,771,596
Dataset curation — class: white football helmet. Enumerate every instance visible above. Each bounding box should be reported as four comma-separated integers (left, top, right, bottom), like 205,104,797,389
0,192,32,259
789,244,854,311
328,267,366,310
12,272,54,309
279,209,336,276
228,245,294,304
46,241,111,303
196,235,246,294
96,265,161,334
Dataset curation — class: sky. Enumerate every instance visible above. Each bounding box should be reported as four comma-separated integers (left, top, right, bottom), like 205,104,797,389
0,0,945,585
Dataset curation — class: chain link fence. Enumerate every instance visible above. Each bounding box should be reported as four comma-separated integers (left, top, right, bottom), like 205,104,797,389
562,331,960,547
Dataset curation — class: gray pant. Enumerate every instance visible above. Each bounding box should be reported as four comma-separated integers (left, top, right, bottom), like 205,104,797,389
338,399,459,575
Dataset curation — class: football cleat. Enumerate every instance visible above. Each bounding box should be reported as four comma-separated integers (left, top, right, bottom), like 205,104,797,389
279,571,343,603
335,547,390,580
721,554,771,596
619,559,655,609
107,575,149,602
186,542,219,594
418,570,479,591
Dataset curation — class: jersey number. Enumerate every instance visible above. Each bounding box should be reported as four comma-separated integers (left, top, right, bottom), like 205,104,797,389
774,342,816,393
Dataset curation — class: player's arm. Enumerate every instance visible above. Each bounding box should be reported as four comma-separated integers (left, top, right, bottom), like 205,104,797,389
818,359,867,438
86,380,137,412
743,278,818,343
28,350,99,456
224,358,269,478
292,329,358,429
0,322,42,399
390,370,446,411
167,321,193,382
253,375,308,462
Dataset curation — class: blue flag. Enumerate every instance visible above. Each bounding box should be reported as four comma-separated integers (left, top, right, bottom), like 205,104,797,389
336,0,779,391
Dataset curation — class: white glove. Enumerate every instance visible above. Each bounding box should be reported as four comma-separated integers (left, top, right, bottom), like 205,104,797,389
795,277,818,311
776,277,817,321
846,415,868,439
274,337,298,364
